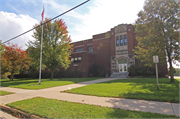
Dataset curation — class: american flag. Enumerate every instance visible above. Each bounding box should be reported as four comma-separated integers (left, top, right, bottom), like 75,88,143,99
41,6,44,23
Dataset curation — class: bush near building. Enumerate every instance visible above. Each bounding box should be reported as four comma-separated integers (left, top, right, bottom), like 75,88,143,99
89,63,104,77
128,64,157,77
7,70,82,79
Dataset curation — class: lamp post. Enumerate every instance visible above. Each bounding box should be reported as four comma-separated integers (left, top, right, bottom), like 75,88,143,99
153,56,159,90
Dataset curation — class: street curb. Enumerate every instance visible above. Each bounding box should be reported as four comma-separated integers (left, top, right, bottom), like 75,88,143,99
0,104,43,119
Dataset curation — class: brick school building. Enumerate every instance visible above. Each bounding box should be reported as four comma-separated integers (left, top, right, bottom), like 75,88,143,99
58,24,168,77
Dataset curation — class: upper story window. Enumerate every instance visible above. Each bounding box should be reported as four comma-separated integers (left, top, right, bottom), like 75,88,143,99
116,36,119,46
124,35,127,45
75,48,83,52
120,35,123,46
88,46,93,53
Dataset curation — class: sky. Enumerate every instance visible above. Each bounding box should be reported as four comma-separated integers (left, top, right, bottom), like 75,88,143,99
0,0,145,49
0,0,179,68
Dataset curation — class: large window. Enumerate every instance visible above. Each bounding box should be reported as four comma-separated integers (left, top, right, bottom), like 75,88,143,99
124,35,127,45
120,35,123,46
88,46,93,53
75,48,83,52
116,36,119,46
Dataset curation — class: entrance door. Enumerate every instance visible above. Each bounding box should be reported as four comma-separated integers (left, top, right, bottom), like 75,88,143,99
119,64,127,72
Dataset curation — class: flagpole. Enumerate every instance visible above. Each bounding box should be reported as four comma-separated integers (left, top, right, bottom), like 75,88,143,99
39,23,43,85
39,5,44,85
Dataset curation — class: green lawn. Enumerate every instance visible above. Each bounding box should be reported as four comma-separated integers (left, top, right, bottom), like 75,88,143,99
1,78,101,90
0,90,13,96
7,97,178,118
65,78,179,103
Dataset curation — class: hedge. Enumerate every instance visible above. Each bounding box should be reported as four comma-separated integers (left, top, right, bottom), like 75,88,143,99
128,64,159,76
7,70,82,79
89,63,104,77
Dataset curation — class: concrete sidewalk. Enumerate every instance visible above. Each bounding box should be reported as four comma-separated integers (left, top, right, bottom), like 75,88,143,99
0,78,179,117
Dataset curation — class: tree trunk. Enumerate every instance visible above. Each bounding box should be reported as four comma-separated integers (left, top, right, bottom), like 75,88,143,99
169,60,174,82
166,46,174,82
10,72,14,81
51,71,53,80
167,53,174,82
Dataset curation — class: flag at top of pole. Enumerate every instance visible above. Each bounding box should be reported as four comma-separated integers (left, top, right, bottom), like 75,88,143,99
39,5,44,85
41,5,45,23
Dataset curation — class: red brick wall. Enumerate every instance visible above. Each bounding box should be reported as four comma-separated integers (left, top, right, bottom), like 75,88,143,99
110,28,115,56
93,37,111,75
127,24,135,54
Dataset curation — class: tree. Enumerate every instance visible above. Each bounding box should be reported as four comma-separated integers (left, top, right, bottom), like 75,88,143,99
26,46,46,79
134,0,180,82
1,42,30,81
28,18,72,80
0,40,7,77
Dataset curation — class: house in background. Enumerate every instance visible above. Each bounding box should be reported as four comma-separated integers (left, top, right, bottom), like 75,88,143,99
58,24,168,77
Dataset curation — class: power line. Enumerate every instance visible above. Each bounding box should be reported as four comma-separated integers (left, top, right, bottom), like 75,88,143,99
2,0,90,44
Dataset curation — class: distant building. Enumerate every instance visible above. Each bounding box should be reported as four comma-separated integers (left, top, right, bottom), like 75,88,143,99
58,24,168,77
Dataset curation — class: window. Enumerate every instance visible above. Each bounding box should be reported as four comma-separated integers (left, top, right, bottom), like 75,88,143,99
120,35,123,46
124,35,127,45
88,46,93,53
78,57,81,61
120,35,122,39
74,57,78,63
116,39,119,46
75,48,83,52
116,36,119,46
71,57,82,63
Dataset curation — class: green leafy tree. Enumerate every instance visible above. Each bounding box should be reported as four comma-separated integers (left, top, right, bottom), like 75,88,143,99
28,18,72,80
134,0,180,82
26,46,46,78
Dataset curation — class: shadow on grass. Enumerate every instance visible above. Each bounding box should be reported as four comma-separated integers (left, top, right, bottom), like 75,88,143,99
98,78,179,103
105,98,178,118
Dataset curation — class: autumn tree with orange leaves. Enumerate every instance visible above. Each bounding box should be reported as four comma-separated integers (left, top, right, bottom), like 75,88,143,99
27,18,72,80
1,43,30,81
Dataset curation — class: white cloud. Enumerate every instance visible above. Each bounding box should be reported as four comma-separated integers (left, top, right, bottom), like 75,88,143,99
0,11,38,50
69,0,145,42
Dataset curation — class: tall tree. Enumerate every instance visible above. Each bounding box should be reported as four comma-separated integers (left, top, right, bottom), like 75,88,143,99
134,0,180,82
26,46,46,78
28,18,72,80
1,42,30,81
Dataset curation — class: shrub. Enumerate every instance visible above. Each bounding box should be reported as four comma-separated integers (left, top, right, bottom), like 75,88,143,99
128,64,156,77
89,63,104,77
7,70,82,79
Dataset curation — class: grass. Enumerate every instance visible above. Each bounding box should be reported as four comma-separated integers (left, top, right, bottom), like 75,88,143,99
0,90,13,96
7,97,178,118
1,77,101,90
65,78,179,103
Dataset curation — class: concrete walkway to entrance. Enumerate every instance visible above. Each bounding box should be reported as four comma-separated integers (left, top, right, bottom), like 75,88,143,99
0,78,179,118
